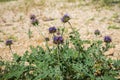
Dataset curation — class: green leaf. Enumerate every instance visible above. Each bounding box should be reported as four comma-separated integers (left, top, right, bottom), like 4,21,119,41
101,75,117,80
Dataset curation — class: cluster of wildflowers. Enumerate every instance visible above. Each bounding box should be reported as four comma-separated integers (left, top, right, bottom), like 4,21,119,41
4,14,112,51
30,14,39,26
94,30,112,43
53,36,64,44
48,26,64,44
5,14,112,51
2,12,120,80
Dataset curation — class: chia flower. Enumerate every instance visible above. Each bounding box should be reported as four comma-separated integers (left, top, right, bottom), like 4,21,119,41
31,19,39,26
104,36,112,43
30,14,36,20
5,40,13,54
49,26,57,33
6,40,13,46
94,29,100,36
61,14,70,23
53,36,64,44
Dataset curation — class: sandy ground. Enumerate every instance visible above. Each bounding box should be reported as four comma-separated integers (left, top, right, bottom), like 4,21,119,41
0,0,120,61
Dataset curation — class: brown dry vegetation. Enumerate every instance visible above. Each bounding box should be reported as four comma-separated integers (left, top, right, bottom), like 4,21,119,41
0,0,120,61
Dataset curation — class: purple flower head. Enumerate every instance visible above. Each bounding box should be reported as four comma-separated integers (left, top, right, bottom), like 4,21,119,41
6,40,13,46
61,14,70,23
49,26,57,33
31,19,39,26
104,36,112,43
53,36,64,44
94,29,100,35
30,14,36,20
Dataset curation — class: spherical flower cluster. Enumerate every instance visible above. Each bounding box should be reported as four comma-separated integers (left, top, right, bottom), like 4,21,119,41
6,40,13,46
30,14,39,26
53,36,64,44
94,29,100,36
61,14,70,23
49,26,57,33
104,36,112,43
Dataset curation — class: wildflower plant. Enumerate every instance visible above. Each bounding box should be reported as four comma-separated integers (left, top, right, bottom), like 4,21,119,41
61,14,74,36
31,19,39,26
5,39,13,54
0,14,120,80
30,14,40,35
30,14,39,26
103,36,112,51
27,14,38,39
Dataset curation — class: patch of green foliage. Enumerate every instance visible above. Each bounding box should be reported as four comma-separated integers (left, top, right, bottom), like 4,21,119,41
28,28,33,39
92,0,120,6
0,39,4,42
8,35,18,42
108,25,120,29
0,29,120,80
66,0,77,2
112,13,119,19
0,14,120,80
0,0,16,2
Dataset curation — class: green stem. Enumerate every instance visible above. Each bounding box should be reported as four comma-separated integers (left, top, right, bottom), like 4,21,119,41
28,28,32,39
34,25,50,52
61,23,65,36
57,44,60,64
105,43,110,51
35,27,45,39
9,45,13,54
68,21,75,32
